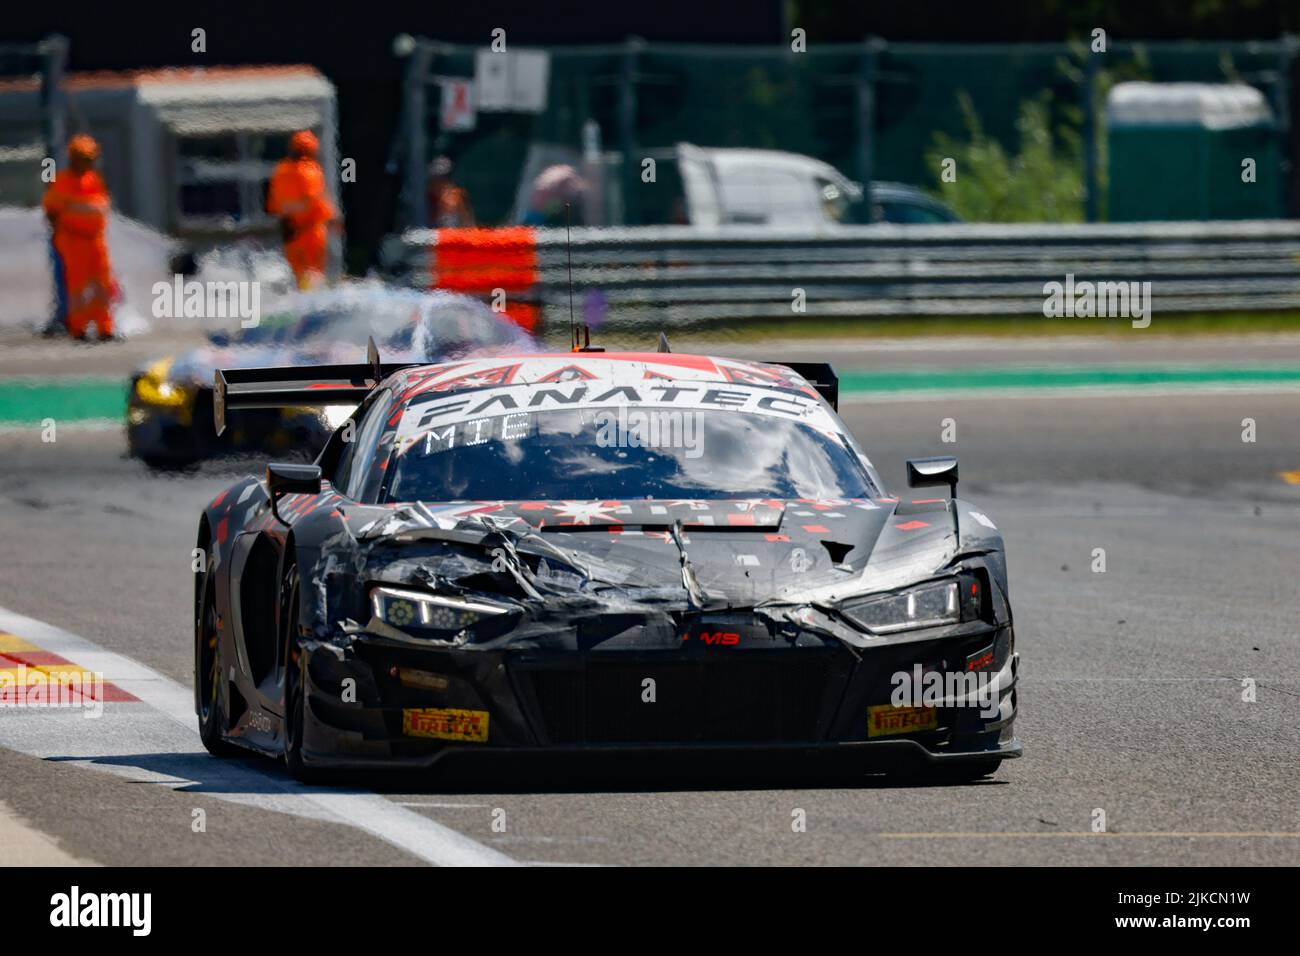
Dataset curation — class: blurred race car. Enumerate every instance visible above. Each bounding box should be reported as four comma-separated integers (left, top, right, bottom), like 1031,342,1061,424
193,348,1020,782
128,285,534,467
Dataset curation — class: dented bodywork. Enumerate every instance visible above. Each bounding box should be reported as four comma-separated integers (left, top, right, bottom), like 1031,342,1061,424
195,353,1020,777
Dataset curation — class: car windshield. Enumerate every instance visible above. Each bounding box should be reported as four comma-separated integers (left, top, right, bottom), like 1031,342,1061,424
382,404,875,502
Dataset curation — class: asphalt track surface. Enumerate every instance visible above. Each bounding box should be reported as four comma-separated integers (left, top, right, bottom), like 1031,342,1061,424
1,349,1299,865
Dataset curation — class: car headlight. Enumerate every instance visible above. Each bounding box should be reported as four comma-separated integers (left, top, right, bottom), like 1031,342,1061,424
839,577,981,635
370,586,512,634
133,358,193,408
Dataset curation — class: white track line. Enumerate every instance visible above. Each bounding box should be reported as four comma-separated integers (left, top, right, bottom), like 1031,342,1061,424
0,606,518,867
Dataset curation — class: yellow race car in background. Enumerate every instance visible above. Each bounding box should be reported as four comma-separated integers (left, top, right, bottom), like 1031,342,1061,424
127,286,536,468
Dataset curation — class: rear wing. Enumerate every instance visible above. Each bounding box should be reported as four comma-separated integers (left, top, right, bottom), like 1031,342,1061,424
213,339,418,435
213,344,839,435
772,362,838,410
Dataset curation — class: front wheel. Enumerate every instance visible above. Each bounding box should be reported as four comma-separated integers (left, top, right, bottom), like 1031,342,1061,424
281,564,324,783
196,545,239,757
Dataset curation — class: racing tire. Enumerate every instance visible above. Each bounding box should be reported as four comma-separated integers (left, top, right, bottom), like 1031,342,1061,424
281,563,324,784
196,544,240,757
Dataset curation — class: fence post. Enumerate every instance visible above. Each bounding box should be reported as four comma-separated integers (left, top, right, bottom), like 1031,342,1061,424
397,38,435,230
856,37,884,217
38,34,67,166
1276,34,1297,217
619,36,643,227
1083,47,1100,223
38,34,68,334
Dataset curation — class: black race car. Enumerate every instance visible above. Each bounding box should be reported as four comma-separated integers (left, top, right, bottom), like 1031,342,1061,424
194,346,1020,782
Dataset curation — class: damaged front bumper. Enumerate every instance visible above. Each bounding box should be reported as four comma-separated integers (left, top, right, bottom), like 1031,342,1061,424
293,619,1021,772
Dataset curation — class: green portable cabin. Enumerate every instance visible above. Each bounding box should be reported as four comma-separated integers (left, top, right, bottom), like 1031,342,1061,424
1106,82,1281,221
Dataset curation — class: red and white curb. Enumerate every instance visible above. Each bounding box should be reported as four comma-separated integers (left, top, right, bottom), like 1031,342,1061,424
0,606,519,867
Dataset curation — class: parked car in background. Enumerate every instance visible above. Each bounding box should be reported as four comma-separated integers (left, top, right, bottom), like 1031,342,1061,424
512,142,960,230
671,145,960,229
867,182,963,224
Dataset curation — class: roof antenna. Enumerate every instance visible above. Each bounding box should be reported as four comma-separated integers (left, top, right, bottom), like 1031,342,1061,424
565,201,577,351
564,202,602,352
657,331,671,353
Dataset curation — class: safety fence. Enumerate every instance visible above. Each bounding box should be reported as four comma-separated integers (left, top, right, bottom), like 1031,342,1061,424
378,220,1300,330
393,37,1299,228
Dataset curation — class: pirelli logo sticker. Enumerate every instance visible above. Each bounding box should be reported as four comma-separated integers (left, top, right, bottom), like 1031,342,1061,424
402,707,489,743
867,703,938,737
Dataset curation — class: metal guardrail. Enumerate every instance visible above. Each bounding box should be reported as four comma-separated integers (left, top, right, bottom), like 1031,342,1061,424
379,221,1300,327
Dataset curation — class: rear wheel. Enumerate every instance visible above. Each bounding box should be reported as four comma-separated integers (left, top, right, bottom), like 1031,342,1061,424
196,545,239,757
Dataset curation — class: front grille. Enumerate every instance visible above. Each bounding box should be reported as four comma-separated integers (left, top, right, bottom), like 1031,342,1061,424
517,653,848,745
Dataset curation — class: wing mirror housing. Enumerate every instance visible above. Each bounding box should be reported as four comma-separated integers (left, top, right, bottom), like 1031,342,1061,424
906,456,960,540
906,455,958,494
267,462,322,524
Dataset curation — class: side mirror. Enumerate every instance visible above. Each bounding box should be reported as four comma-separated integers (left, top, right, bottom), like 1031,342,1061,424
906,456,960,541
267,462,322,523
906,456,958,495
